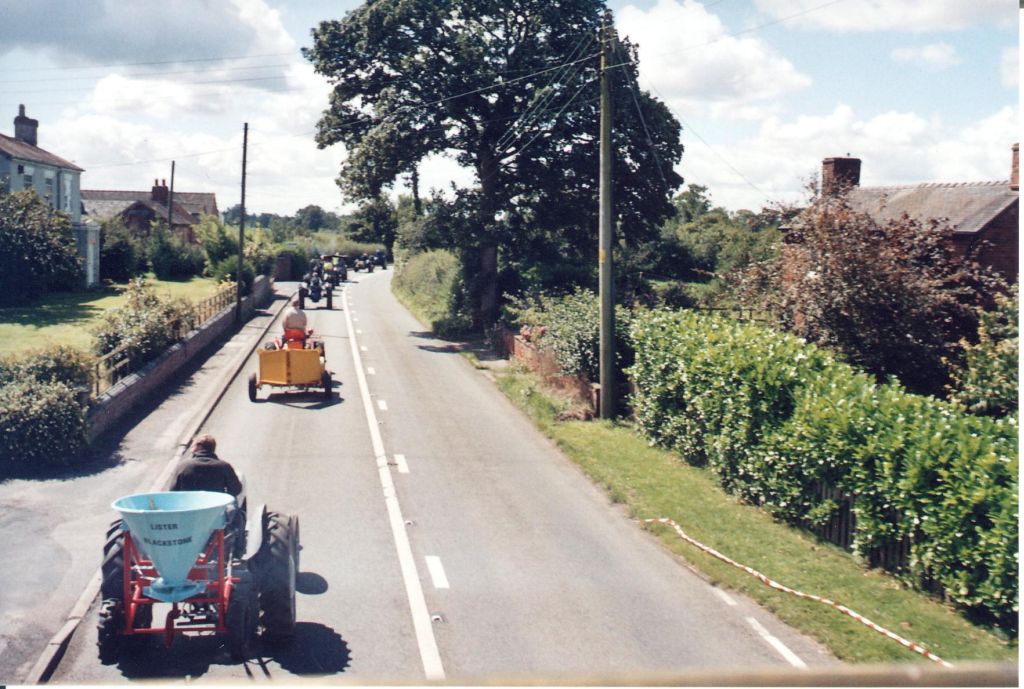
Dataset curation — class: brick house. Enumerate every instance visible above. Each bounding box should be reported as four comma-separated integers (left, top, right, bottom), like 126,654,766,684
786,145,1019,284
81,180,219,244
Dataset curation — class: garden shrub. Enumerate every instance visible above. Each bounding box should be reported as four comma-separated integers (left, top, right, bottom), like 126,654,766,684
392,249,473,336
0,380,86,469
147,225,205,279
947,285,1018,418
0,345,92,389
210,256,255,296
0,189,83,305
92,279,197,368
100,220,145,282
505,287,632,381
629,308,1019,633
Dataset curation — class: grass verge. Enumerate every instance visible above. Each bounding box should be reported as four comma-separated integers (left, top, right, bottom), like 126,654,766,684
495,367,1016,665
0,275,221,356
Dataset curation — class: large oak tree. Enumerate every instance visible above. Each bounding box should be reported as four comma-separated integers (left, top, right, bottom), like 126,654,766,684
305,0,682,324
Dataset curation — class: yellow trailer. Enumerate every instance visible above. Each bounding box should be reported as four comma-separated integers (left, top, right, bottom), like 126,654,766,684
248,346,331,401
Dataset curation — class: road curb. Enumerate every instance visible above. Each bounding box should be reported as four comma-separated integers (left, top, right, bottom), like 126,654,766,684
24,288,294,684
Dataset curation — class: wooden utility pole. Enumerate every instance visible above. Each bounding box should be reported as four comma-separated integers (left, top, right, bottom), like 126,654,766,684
235,123,248,323
598,11,615,419
167,160,175,229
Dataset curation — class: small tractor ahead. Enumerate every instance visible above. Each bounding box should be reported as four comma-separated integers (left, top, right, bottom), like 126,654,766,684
298,272,332,310
98,490,299,662
248,329,331,402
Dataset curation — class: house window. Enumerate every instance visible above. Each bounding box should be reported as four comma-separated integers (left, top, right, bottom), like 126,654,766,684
21,164,33,189
44,174,54,204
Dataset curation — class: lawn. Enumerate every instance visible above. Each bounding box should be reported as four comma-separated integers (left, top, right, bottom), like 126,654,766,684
0,275,221,356
495,367,1017,665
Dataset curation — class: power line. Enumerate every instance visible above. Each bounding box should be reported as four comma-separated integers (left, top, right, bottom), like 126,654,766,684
4,73,293,96
615,43,669,189
0,51,298,73
495,33,595,153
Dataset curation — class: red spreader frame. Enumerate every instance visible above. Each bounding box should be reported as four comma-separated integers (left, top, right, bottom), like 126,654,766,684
121,528,240,648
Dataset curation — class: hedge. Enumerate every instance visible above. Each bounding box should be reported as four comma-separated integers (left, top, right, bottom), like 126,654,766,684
629,308,1018,634
0,380,87,469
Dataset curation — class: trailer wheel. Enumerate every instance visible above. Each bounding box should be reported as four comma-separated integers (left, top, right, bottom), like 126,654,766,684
254,511,296,643
248,373,258,402
226,568,259,660
321,372,332,401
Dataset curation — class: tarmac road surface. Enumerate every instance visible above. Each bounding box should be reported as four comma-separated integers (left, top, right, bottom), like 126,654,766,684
17,271,838,683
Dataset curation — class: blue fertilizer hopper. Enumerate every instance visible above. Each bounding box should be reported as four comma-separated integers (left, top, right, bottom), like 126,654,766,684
112,491,234,602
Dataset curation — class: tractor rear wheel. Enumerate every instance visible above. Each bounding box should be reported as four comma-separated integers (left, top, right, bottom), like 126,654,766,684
254,511,297,643
226,568,259,660
101,522,153,626
97,599,123,663
248,373,258,402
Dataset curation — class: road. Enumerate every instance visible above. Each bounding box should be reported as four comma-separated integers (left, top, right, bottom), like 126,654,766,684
4,269,836,683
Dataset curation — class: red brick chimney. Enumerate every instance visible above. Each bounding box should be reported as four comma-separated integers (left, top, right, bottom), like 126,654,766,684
822,156,861,195
14,104,38,147
1011,143,1018,192
151,178,169,205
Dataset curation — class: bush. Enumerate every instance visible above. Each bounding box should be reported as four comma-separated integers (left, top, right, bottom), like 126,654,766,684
0,345,92,389
147,224,205,279
92,279,197,367
0,379,87,469
0,189,83,305
210,256,255,296
100,219,145,282
505,287,632,381
732,187,1001,397
392,249,472,336
629,308,1019,633
948,285,1018,417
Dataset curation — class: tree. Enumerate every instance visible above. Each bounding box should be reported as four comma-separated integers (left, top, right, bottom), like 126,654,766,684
99,218,145,282
305,0,682,325
732,186,1003,397
0,189,82,305
947,284,1018,417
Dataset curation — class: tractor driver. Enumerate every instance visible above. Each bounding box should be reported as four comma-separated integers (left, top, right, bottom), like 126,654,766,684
281,296,308,347
170,434,242,498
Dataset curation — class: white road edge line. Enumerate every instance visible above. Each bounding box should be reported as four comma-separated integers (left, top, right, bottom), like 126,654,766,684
342,284,446,681
712,587,737,607
394,453,410,474
746,617,807,669
425,556,450,589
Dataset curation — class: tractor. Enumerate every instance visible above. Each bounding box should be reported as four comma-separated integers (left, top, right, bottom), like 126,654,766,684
98,489,299,662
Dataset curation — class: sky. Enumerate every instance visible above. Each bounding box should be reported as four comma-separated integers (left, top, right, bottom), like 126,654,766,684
0,0,1017,217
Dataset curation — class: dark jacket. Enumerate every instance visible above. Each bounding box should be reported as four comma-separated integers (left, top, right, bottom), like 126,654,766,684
170,449,242,497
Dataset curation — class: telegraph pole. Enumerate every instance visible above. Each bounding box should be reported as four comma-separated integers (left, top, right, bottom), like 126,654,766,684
235,123,248,323
598,11,615,419
167,160,175,229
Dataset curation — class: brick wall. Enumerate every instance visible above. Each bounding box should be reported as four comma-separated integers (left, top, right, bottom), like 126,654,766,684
86,276,273,442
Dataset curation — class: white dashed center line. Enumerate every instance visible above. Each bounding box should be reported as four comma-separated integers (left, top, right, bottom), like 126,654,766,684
394,453,409,473
746,617,806,669
377,400,388,411
425,556,450,589
367,367,376,375
361,345,368,352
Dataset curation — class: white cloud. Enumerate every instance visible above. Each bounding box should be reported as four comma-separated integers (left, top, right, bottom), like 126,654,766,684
890,43,961,70
751,0,1011,32
0,0,296,90
677,104,1020,211
1001,46,1018,89
618,0,810,119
